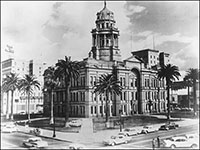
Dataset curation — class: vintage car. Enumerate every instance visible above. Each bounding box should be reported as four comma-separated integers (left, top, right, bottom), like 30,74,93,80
22,137,48,148
1,122,18,133
119,128,139,136
163,136,199,149
140,125,159,134
68,120,82,127
103,134,132,146
167,122,179,129
1,125,18,133
159,124,170,131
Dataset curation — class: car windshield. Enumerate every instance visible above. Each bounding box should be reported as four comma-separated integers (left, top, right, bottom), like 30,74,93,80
111,136,116,139
124,129,130,131
29,138,41,142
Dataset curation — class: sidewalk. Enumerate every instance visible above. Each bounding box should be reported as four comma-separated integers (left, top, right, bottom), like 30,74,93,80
17,117,199,148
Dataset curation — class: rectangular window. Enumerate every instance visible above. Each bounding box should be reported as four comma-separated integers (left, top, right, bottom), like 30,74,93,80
90,76,93,86
131,92,134,100
76,92,79,101
100,94,102,101
95,106,97,114
102,23,104,28
123,77,126,86
91,92,93,102
94,76,96,85
91,106,93,114
120,92,123,100
124,92,126,100
120,77,122,86
100,106,102,113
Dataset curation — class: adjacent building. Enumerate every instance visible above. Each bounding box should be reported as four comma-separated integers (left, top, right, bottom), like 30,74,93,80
1,58,47,115
43,2,169,118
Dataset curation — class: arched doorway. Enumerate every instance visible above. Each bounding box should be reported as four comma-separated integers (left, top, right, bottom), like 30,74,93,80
131,68,143,114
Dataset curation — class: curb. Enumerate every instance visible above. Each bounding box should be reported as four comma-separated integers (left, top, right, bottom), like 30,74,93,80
17,130,72,143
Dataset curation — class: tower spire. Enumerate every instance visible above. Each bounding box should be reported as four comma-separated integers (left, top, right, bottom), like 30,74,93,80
104,0,106,8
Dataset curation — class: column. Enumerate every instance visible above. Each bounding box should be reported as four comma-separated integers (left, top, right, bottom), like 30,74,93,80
104,34,106,47
95,34,98,47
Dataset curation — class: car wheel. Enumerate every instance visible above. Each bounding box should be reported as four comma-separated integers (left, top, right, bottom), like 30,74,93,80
111,142,115,146
170,144,176,149
191,144,197,148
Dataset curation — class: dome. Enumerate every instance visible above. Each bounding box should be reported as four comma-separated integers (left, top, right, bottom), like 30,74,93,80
96,2,115,21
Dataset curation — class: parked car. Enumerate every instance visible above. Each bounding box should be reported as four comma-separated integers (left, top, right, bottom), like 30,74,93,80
1,121,18,133
140,125,158,134
119,128,139,136
159,124,170,131
69,120,82,127
18,111,26,115
103,134,132,146
184,133,198,139
1,125,18,133
183,133,199,143
167,122,179,129
159,122,179,131
163,136,199,149
22,137,48,148
68,143,86,149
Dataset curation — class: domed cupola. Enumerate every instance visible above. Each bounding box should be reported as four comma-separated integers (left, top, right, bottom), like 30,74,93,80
90,1,121,62
96,1,115,22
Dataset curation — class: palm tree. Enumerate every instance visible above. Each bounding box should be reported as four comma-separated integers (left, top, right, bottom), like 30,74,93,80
93,73,122,122
18,74,40,123
55,56,81,123
157,64,181,120
2,73,20,120
43,66,59,124
184,68,199,114
183,76,192,108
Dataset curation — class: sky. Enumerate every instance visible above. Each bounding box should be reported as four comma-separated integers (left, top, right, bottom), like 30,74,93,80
1,1,199,79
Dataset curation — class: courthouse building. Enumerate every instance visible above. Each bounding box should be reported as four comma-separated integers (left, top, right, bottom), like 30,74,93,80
44,2,170,118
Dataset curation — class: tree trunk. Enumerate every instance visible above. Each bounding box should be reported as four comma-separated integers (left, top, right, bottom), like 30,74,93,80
28,93,31,123
10,91,14,120
50,91,54,124
187,85,190,108
166,82,170,120
193,79,197,114
65,83,70,124
6,91,9,119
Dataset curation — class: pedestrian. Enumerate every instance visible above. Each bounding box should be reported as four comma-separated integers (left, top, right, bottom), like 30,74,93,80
152,138,156,150
157,136,160,148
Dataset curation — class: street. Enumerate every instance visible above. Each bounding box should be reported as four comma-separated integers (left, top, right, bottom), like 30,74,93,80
1,121,198,149
1,132,71,149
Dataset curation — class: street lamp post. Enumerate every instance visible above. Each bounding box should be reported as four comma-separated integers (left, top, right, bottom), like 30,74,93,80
53,109,56,137
119,109,122,132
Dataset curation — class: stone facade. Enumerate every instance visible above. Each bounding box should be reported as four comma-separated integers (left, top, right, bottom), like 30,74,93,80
43,2,168,118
